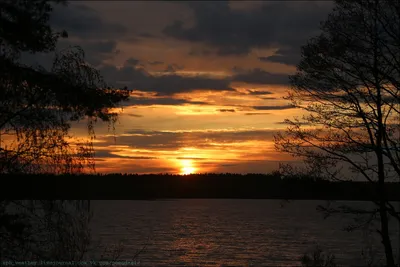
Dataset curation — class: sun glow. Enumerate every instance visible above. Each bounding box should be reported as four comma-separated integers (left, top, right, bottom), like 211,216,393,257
180,159,197,175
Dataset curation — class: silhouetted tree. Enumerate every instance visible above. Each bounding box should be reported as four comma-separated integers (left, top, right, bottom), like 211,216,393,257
0,0,129,174
0,200,127,265
274,0,400,266
0,0,130,264
0,200,90,261
300,245,337,267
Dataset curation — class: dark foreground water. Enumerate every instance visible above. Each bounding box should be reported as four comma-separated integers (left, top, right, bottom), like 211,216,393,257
90,200,400,267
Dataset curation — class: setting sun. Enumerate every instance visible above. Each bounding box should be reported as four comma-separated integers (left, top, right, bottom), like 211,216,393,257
180,159,197,175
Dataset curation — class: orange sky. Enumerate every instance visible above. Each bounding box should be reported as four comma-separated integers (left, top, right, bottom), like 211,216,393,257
48,1,335,174
71,85,303,174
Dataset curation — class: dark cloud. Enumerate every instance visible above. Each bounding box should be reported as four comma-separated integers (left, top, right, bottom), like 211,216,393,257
95,150,157,159
259,47,302,66
220,163,238,167
82,40,118,54
98,129,279,150
99,64,234,95
124,129,160,135
164,63,184,72
163,1,333,62
261,97,279,100
188,48,214,57
148,61,164,65
20,6,122,68
100,63,289,94
244,113,270,116
105,131,181,150
176,157,208,160
50,3,127,39
19,39,119,69
126,114,144,118
138,32,156,38
57,39,119,66
123,96,208,106
125,58,141,66
218,109,236,113
126,156,157,159
252,105,295,111
232,68,289,85
247,89,273,96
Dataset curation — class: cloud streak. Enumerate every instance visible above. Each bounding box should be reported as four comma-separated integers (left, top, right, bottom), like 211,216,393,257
252,105,295,111
232,68,289,85
99,64,234,95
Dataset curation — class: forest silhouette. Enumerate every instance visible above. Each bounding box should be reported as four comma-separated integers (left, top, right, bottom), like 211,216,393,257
4,172,400,201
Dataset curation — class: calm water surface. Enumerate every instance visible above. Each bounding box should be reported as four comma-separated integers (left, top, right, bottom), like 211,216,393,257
90,200,400,266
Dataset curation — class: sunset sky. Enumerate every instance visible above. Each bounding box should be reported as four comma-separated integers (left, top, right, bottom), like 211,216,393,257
27,1,335,174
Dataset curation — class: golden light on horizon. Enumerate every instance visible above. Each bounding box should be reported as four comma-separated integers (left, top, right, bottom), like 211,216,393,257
180,159,197,175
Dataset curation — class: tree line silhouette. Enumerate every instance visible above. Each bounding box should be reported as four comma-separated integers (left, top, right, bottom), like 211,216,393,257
4,172,400,201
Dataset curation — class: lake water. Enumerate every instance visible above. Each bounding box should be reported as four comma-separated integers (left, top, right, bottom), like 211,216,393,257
90,200,400,267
